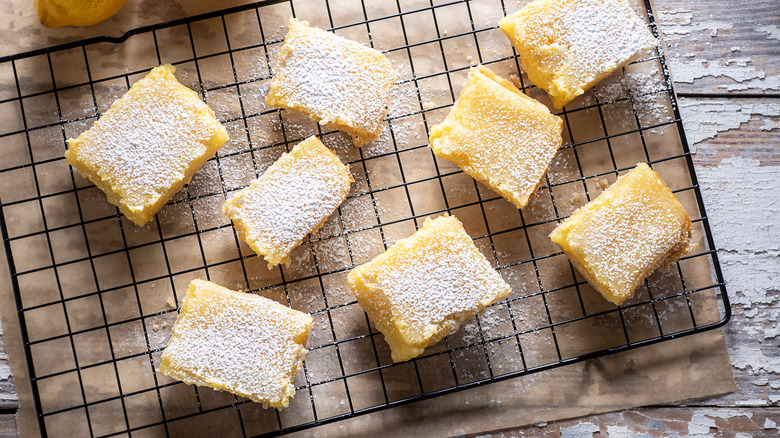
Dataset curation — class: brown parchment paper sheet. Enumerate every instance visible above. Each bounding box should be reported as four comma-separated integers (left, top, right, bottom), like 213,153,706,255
0,0,735,436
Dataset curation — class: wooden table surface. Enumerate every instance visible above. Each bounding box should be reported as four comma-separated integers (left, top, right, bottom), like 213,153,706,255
1,0,778,436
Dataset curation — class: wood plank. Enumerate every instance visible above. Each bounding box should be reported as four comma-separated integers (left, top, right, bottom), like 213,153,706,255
0,321,16,411
0,408,775,438
654,0,780,96
468,407,780,437
0,415,15,438
680,97,780,167
688,147,780,409
679,97,780,167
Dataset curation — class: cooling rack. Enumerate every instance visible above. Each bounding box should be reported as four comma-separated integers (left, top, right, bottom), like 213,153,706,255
0,0,730,436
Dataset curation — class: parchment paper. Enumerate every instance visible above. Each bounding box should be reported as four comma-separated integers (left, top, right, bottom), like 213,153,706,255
0,0,736,436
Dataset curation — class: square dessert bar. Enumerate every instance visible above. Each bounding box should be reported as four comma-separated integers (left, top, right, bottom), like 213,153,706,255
65,64,229,226
223,136,353,268
499,0,658,108
549,163,692,305
266,18,396,146
160,279,312,408
429,65,563,209
348,215,511,362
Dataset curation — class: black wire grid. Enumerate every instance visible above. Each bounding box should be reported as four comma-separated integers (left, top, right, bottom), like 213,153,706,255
0,0,731,436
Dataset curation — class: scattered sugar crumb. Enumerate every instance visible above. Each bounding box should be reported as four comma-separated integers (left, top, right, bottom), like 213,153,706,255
510,74,522,89
387,80,421,119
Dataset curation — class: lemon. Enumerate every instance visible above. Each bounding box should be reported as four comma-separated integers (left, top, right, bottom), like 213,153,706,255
35,0,128,28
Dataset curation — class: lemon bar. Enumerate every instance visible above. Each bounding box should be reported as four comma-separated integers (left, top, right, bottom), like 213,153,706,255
64,64,229,226
549,163,692,305
160,279,312,408
429,65,563,209
499,0,658,108
348,215,511,362
266,18,396,146
223,136,353,268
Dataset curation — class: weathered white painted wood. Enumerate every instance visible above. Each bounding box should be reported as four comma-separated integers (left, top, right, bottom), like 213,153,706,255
0,416,16,438
657,0,780,96
687,154,780,409
465,407,780,437
0,320,16,410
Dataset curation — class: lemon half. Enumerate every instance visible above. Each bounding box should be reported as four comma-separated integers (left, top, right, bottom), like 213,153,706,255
35,0,129,28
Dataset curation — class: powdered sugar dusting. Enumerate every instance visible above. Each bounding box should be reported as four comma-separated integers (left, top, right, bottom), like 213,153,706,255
350,215,511,361
223,137,353,267
550,164,692,302
66,65,227,223
160,280,311,407
388,241,502,329
576,198,684,287
596,70,666,104
501,0,658,107
267,19,396,146
556,0,655,74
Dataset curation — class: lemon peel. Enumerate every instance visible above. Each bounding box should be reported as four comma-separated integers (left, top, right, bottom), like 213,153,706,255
35,0,128,28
